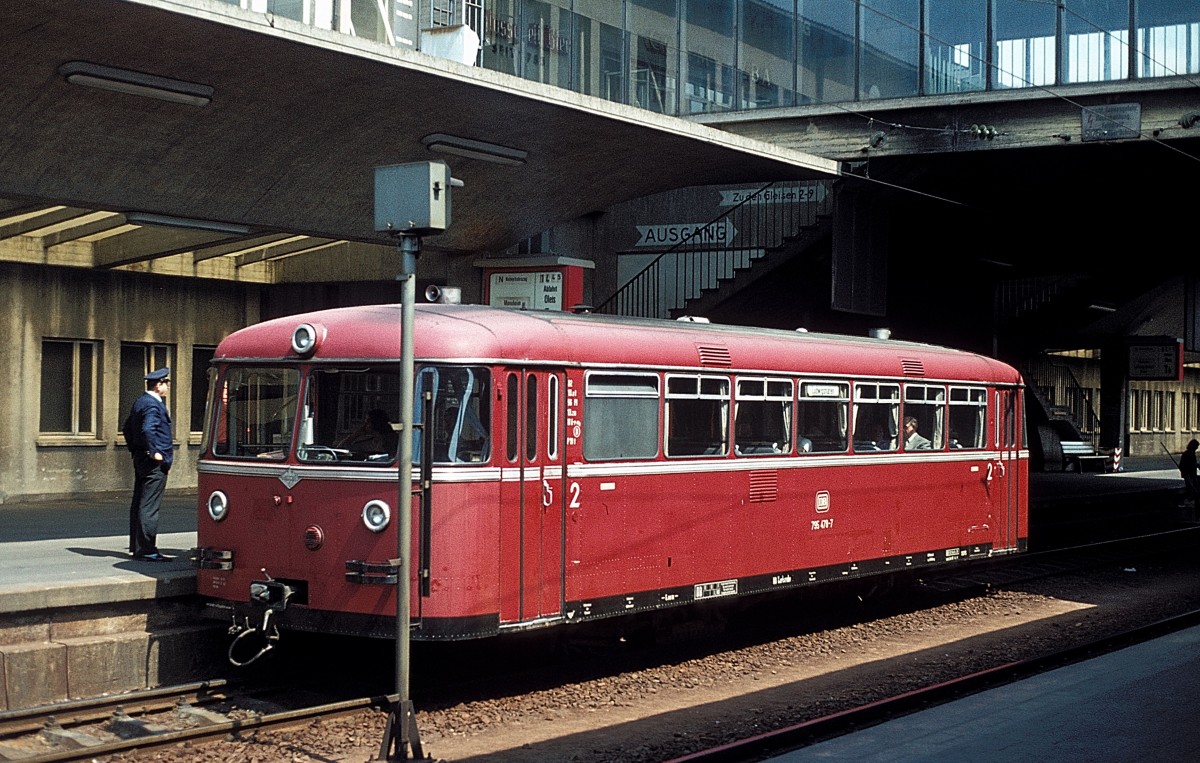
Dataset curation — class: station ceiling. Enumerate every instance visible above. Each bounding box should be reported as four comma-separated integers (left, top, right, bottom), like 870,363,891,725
0,0,838,276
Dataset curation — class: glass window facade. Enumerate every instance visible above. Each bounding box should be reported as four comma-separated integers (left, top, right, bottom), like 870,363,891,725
234,0,1200,111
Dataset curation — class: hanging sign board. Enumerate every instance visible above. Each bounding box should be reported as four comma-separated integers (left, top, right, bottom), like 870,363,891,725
1128,338,1182,381
477,256,594,312
488,271,563,310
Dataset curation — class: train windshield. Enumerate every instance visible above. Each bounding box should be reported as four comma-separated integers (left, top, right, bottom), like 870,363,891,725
292,364,492,466
299,366,402,464
211,368,301,460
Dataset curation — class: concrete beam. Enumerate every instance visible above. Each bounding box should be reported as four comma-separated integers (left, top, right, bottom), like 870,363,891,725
0,206,93,240
92,226,233,268
236,237,338,267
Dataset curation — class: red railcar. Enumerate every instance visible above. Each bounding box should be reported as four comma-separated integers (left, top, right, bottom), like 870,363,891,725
193,304,1027,647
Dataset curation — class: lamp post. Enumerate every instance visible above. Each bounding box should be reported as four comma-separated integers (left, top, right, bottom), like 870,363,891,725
372,162,456,761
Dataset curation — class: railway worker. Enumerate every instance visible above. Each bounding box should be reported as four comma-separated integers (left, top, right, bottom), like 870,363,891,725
1180,439,1199,507
903,416,932,450
122,368,174,562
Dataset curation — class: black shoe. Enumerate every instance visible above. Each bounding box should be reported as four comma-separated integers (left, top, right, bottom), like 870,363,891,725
136,552,172,562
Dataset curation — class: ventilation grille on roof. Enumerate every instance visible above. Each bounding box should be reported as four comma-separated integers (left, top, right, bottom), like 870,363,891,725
748,471,778,503
697,345,732,367
900,358,925,376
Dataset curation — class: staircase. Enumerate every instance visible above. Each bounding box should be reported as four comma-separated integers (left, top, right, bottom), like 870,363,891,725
596,180,835,319
1022,353,1102,471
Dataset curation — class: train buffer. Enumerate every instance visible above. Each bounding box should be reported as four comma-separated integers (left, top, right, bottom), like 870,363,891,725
1060,440,1110,472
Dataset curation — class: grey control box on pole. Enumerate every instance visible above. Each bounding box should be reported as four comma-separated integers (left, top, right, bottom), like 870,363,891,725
374,161,453,236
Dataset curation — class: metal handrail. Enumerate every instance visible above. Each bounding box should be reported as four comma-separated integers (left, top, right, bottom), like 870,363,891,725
595,181,832,319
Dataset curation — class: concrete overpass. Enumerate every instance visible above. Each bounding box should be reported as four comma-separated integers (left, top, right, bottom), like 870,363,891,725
1,0,839,277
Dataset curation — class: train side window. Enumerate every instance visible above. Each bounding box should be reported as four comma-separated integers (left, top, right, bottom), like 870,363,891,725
853,382,900,452
797,381,849,453
666,374,730,458
734,377,792,456
417,366,491,464
583,372,660,460
903,384,945,450
949,386,987,449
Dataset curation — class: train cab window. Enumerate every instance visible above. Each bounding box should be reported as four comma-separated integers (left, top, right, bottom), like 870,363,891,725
734,378,792,456
852,382,900,452
299,367,401,464
584,372,660,461
417,366,491,464
666,374,730,458
949,387,988,449
797,381,849,453
903,384,946,450
212,367,300,460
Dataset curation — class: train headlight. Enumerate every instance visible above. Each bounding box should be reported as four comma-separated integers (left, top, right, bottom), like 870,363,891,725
207,490,229,522
290,323,324,356
361,500,391,533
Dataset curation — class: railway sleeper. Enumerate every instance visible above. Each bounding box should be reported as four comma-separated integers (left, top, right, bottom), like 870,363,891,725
39,717,102,750
106,707,171,738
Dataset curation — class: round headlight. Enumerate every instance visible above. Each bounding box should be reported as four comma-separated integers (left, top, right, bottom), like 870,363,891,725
207,490,229,522
291,323,323,356
361,500,391,533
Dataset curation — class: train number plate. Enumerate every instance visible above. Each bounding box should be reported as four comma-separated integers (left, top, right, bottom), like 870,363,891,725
694,579,738,600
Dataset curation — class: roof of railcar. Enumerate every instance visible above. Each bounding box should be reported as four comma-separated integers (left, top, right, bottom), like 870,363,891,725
215,304,1022,385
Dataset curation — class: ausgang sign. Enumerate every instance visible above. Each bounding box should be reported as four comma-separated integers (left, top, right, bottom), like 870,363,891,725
635,221,738,248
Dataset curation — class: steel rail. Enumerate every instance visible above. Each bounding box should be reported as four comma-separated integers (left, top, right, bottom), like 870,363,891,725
13,694,388,763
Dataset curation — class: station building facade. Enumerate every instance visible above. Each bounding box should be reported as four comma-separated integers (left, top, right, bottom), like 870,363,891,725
3,0,1200,501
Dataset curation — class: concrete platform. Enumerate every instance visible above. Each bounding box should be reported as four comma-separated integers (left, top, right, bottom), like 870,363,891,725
0,492,221,711
0,492,197,613
767,623,1200,762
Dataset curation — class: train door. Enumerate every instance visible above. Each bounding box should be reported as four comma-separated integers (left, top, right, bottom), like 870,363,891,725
991,388,1022,552
498,369,565,623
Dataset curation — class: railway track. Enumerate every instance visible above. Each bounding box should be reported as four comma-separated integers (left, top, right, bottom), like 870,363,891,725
913,524,1200,595
9,523,1198,762
0,679,387,762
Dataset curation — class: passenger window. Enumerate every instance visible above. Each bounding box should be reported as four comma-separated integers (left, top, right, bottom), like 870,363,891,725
666,374,730,457
797,381,849,453
583,373,660,461
853,382,900,452
903,384,945,450
950,387,987,449
734,378,792,456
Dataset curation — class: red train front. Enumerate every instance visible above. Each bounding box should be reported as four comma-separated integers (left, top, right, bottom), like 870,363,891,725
192,304,1027,653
